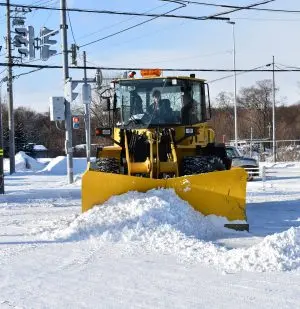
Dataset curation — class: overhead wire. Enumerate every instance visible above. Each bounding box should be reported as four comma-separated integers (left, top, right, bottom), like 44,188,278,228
2,62,300,72
76,2,169,41
178,0,300,14
78,2,187,49
0,1,287,17
276,63,300,70
67,3,77,45
41,1,59,27
1,1,294,80
207,64,272,83
13,67,44,79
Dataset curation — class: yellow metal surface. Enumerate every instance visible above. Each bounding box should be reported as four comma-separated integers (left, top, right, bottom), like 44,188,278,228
97,146,122,159
81,170,165,213
82,167,247,221
166,168,247,221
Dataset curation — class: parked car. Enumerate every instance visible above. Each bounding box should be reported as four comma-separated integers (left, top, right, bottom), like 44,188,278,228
226,146,259,180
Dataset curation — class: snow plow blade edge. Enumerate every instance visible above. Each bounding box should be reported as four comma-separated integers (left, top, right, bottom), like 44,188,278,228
82,168,247,227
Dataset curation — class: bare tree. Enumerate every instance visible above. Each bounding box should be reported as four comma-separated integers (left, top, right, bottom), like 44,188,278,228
237,79,278,139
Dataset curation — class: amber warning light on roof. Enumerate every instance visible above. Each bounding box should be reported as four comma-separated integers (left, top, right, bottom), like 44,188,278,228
140,69,162,77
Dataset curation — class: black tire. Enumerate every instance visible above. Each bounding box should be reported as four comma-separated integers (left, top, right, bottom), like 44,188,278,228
182,155,226,175
95,157,120,174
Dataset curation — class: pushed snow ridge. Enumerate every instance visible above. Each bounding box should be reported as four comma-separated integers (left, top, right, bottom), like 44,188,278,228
44,189,300,273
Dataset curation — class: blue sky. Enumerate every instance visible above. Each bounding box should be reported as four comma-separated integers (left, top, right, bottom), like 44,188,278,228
1,0,300,112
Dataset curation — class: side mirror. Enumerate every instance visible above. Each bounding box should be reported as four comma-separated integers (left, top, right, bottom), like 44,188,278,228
113,93,117,110
102,98,111,112
205,83,211,120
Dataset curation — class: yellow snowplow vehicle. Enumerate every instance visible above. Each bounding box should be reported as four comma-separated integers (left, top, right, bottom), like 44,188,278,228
82,69,248,231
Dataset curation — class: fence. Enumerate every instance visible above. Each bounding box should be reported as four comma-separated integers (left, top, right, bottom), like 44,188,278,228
242,165,300,183
229,139,300,162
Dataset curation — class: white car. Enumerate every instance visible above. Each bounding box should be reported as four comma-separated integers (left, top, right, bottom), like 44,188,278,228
226,146,259,180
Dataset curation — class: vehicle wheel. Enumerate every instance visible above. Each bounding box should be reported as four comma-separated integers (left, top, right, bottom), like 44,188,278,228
182,155,226,175
95,157,120,174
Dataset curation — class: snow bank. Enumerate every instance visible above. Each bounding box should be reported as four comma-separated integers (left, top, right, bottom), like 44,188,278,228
5,151,46,172
40,156,87,175
40,189,300,272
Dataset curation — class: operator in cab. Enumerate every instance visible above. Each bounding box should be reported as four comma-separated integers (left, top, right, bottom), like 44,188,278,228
146,90,173,124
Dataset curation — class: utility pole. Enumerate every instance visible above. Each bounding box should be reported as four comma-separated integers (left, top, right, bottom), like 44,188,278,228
60,0,73,183
272,55,276,162
83,51,91,163
0,78,7,194
250,127,253,158
6,0,15,174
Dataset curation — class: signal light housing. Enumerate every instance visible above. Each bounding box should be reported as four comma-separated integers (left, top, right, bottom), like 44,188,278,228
72,116,80,129
95,127,112,137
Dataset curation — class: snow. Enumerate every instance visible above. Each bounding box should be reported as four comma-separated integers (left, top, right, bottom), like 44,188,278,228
1,155,300,308
33,144,47,151
39,155,88,175
4,151,46,172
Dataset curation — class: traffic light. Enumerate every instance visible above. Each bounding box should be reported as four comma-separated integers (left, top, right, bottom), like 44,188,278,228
40,27,58,61
65,79,79,103
95,68,103,90
71,44,78,66
72,116,80,129
13,26,35,60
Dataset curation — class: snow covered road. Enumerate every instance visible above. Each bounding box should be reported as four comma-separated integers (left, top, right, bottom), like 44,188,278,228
0,164,300,308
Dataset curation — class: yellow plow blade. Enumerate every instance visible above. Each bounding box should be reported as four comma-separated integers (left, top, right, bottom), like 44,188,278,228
166,168,247,221
82,167,247,228
82,170,165,213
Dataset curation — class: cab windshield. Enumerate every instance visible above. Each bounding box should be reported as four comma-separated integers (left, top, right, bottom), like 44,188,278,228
114,77,208,128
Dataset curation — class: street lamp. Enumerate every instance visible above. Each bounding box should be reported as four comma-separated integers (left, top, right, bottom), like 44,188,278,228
227,21,238,147
266,56,276,162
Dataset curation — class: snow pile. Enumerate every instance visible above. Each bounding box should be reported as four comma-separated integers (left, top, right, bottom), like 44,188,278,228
44,189,229,241
225,227,300,272
40,156,87,175
33,144,47,151
6,151,46,171
41,189,300,272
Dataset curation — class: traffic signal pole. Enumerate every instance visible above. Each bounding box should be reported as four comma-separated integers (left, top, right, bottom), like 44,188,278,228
60,0,73,184
6,0,15,174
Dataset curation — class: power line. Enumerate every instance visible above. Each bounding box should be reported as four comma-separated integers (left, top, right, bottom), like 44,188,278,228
3,0,294,16
194,0,276,20
276,63,300,70
79,3,187,48
67,2,77,45
179,0,300,14
76,3,169,42
207,64,271,83
0,2,231,20
1,62,300,72
233,17,300,21
13,67,44,79
0,0,300,14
